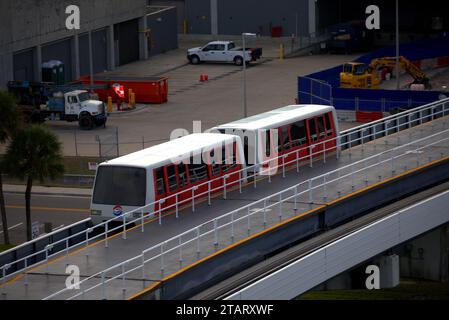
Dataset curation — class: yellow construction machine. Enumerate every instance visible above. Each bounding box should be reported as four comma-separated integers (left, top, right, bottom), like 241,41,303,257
340,56,431,89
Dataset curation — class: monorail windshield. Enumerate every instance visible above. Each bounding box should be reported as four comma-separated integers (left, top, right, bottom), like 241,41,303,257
93,166,147,207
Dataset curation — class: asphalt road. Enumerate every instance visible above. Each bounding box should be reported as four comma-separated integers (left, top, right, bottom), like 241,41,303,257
1,193,90,245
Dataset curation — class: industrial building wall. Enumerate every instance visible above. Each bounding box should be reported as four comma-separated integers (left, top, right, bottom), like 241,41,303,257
216,0,309,36
149,0,186,33
0,0,147,87
185,0,211,34
146,7,179,56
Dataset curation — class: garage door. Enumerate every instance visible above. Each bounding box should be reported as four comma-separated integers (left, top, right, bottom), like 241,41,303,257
42,38,73,82
13,49,35,81
115,19,139,66
79,28,108,76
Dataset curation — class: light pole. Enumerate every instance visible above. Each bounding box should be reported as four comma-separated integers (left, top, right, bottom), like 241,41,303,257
242,32,256,118
395,0,400,90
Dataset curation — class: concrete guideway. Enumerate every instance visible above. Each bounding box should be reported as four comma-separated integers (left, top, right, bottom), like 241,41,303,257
224,185,449,300
193,181,449,300
1,110,448,300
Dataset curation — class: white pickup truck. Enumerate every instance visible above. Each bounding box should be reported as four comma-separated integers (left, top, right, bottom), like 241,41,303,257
187,41,263,66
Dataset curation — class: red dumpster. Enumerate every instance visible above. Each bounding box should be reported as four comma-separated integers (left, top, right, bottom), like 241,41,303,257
78,76,168,104
271,26,283,38
356,111,383,123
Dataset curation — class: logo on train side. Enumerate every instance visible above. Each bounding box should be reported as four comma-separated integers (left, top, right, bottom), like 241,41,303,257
113,205,123,216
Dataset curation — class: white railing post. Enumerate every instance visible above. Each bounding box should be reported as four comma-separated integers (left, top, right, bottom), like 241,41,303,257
231,212,235,242
160,242,165,276
247,207,251,235
121,263,126,295
105,223,109,248
214,219,218,247
208,181,212,204
24,259,28,286
308,179,313,205
323,141,326,163
101,271,106,300
309,146,313,167
294,186,298,211
141,252,146,280
296,150,300,172
239,171,243,194
141,211,145,232
179,237,183,268
279,194,283,221
176,194,179,217
323,174,327,202
122,214,127,240
196,227,201,258
192,188,195,212
282,155,286,178
223,176,227,199
158,200,165,225
263,199,267,228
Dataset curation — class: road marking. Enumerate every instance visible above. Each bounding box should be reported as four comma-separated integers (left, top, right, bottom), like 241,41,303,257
5,205,89,213
0,223,23,234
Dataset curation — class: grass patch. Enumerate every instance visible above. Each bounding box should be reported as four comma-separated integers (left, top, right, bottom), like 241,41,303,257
63,156,103,175
0,243,16,253
298,279,449,300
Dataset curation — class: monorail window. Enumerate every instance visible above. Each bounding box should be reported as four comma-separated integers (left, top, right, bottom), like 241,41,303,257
178,164,188,188
317,116,326,139
325,113,334,136
209,149,221,177
188,156,208,184
93,166,146,206
308,119,317,142
155,167,165,196
265,130,271,157
222,144,231,173
276,128,282,152
244,136,249,166
222,143,237,173
231,142,238,169
290,120,306,147
167,165,178,192
281,126,291,151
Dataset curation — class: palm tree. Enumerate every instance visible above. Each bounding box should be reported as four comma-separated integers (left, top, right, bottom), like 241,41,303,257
0,91,20,245
3,125,64,241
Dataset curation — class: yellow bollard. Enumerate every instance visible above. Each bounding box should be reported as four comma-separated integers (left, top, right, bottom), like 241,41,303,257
107,96,113,113
128,89,133,102
183,20,188,34
280,44,284,62
131,92,136,107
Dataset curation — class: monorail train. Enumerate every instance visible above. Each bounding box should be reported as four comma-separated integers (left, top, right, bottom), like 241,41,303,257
90,133,245,224
212,104,339,171
90,104,339,224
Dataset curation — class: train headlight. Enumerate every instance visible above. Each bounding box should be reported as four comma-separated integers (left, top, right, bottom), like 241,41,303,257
91,210,102,216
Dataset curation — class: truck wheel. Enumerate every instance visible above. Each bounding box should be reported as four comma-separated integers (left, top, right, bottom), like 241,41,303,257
234,56,243,66
190,55,200,65
79,115,94,130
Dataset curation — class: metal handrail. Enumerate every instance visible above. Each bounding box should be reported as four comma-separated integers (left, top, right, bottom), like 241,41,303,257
2,98,449,284
44,122,449,300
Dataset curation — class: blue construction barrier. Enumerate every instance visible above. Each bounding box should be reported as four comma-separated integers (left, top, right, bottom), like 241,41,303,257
298,35,449,112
